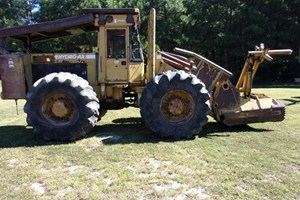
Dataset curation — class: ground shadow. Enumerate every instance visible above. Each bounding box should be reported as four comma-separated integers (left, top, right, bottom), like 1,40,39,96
90,117,272,145
0,118,272,148
281,96,300,106
0,126,75,148
200,122,271,138
0,126,44,148
88,117,162,145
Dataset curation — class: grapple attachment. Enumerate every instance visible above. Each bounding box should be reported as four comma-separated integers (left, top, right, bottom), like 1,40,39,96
158,45,292,126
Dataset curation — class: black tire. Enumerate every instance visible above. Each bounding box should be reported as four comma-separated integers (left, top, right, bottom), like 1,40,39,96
98,109,107,121
140,70,210,139
24,72,99,141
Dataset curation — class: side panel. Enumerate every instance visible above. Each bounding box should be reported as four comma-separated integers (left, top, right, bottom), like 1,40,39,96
53,53,97,86
31,53,96,85
0,55,26,99
128,62,144,83
31,63,87,83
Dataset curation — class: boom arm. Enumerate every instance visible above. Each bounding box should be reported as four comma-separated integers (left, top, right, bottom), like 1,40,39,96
236,44,292,97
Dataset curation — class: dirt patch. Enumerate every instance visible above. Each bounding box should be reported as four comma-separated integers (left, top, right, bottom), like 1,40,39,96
30,182,46,195
105,178,114,186
186,188,209,199
7,158,29,167
68,165,84,174
138,172,156,178
56,186,73,198
285,162,300,174
154,180,184,191
148,158,161,170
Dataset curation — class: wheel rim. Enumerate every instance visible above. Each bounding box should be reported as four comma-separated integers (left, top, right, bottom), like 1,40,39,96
160,90,195,123
41,93,77,126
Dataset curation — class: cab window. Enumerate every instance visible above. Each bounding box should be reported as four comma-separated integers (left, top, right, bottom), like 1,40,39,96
107,30,126,59
130,25,143,62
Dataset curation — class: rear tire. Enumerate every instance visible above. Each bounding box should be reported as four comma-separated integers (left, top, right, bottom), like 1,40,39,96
140,70,210,139
24,72,99,141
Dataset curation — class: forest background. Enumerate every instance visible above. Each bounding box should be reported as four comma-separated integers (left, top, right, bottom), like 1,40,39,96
0,0,299,84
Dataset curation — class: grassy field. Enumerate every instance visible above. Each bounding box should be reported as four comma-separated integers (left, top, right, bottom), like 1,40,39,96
0,82,299,199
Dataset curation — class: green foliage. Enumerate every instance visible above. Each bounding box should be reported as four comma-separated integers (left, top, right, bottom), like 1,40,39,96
0,0,39,52
28,0,101,53
1,0,299,82
33,0,101,21
0,0,38,27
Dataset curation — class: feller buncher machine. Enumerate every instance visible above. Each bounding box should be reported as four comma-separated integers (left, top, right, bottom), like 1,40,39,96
0,8,292,141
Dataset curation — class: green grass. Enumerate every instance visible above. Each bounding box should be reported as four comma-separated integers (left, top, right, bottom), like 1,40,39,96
0,82,299,199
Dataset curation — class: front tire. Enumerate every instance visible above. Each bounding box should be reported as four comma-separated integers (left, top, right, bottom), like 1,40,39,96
24,72,99,141
140,70,210,139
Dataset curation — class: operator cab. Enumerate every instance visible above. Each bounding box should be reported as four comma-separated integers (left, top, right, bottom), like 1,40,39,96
83,8,144,84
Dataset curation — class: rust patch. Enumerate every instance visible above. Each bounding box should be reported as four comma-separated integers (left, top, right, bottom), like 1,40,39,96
160,90,195,123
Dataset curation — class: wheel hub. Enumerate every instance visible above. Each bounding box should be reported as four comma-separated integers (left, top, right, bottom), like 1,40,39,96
41,93,77,125
160,90,195,123
168,98,184,115
52,100,68,118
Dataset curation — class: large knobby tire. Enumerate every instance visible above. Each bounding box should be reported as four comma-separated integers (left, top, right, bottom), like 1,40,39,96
24,72,99,141
140,70,210,139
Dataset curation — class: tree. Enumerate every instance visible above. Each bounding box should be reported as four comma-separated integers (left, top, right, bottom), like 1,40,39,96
1,0,298,82
31,0,101,53
0,0,39,52
0,0,38,27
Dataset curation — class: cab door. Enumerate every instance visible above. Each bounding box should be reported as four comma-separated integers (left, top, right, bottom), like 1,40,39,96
105,29,128,81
